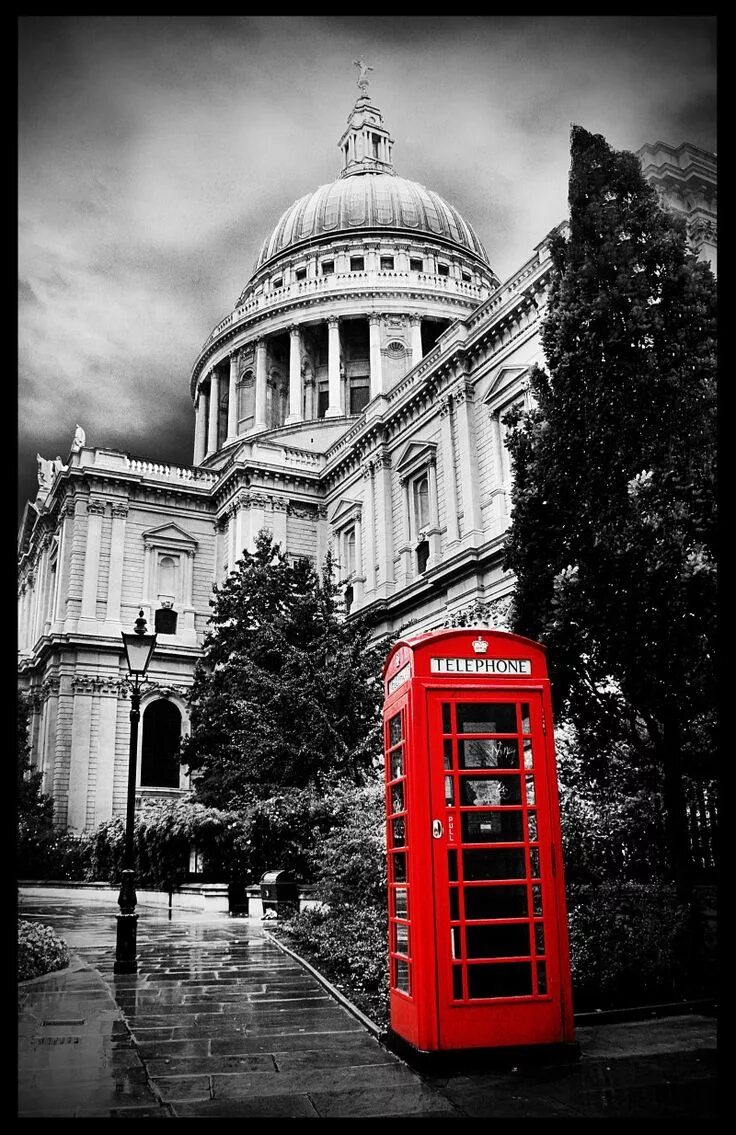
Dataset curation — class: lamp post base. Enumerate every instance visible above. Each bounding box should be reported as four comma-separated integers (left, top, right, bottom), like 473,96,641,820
114,912,139,973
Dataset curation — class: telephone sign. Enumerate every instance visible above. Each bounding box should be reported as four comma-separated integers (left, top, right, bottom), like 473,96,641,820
382,628,575,1056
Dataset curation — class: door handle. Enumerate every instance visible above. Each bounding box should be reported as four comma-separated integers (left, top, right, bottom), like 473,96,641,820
432,819,443,839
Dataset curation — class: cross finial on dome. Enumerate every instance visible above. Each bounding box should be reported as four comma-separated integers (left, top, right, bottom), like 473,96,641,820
353,58,373,95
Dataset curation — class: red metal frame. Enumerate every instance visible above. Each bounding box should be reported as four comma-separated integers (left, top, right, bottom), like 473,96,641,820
382,629,575,1054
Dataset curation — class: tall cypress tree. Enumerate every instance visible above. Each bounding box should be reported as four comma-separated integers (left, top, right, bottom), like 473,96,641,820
504,126,716,896
181,530,384,807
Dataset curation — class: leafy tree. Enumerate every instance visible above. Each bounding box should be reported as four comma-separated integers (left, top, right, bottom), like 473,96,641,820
182,530,385,808
503,125,716,896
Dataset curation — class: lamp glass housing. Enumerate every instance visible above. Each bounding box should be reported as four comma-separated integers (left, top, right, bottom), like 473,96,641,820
121,631,157,676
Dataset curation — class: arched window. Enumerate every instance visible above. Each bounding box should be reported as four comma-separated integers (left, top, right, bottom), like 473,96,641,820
413,473,430,534
238,371,254,428
159,555,176,596
345,526,356,576
140,700,182,788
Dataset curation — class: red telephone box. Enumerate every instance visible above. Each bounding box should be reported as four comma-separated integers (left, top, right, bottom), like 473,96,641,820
382,628,575,1056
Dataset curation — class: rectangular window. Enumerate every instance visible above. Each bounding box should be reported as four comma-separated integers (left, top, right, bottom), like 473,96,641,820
295,267,307,281
350,384,370,414
380,255,395,271
410,257,424,272
317,388,329,418
462,271,471,282
437,263,450,277
272,277,283,289
321,260,334,275
350,255,365,272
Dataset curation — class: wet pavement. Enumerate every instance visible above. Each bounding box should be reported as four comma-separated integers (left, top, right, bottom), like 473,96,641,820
17,893,718,1118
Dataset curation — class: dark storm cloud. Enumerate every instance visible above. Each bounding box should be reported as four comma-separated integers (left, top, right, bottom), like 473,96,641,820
18,15,716,517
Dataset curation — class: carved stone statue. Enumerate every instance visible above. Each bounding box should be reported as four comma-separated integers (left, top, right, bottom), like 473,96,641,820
71,424,86,452
353,58,373,94
36,454,53,494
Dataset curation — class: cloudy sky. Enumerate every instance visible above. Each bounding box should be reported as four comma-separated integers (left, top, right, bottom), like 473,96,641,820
18,15,716,518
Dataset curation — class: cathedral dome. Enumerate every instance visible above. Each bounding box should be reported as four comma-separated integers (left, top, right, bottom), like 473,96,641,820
255,173,490,272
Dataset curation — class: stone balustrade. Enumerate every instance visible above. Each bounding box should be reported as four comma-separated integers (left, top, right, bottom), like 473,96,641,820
202,270,485,351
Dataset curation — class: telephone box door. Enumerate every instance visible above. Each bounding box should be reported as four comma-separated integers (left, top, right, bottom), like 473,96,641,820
428,690,569,1049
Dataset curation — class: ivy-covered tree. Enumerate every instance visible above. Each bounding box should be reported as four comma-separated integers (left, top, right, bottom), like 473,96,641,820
503,126,716,896
181,530,385,807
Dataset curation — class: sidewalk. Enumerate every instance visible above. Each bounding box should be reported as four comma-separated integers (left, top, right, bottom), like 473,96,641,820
17,894,718,1118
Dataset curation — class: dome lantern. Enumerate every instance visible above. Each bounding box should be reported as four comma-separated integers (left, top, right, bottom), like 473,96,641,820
338,61,395,178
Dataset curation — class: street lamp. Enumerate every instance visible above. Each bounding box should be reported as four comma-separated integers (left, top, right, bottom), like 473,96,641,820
114,608,157,973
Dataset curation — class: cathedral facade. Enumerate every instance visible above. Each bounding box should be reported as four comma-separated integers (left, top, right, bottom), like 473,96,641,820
18,83,717,832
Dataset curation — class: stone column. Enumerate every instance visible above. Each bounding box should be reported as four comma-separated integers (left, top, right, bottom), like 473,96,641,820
29,552,44,647
491,409,507,519
40,680,60,795
352,515,364,606
363,463,376,594
80,500,106,623
67,682,93,832
94,682,119,825
226,354,239,440
193,389,207,464
369,315,384,398
409,315,423,366
374,452,395,591
426,457,442,568
104,503,128,629
304,375,315,421
325,317,342,418
271,498,288,547
286,326,303,424
254,340,268,431
440,397,460,545
53,501,75,631
397,478,413,583
454,382,483,541
206,369,220,455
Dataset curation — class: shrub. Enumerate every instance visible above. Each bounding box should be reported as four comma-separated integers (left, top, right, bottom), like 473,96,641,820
18,919,70,981
17,831,90,881
567,883,693,1010
278,904,389,1027
306,779,386,906
274,776,390,1025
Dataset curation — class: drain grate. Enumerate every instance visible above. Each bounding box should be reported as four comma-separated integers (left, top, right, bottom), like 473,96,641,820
42,1019,86,1027
37,1036,80,1045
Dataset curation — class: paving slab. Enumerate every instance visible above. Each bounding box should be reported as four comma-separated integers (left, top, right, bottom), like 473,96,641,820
18,893,719,1118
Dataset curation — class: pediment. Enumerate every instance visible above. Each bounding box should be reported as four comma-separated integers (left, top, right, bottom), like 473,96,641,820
395,438,437,478
142,522,198,548
482,365,530,405
397,433,436,469
329,496,362,525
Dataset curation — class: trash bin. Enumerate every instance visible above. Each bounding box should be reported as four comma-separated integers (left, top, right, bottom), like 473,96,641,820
260,870,298,919
228,880,249,917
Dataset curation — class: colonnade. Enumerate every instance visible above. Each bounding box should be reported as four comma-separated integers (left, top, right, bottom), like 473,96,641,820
193,313,424,464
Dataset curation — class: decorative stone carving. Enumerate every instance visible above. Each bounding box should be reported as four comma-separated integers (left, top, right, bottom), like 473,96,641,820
87,499,107,515
41,676,61,700
71,675,121,695
111,503,129,518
